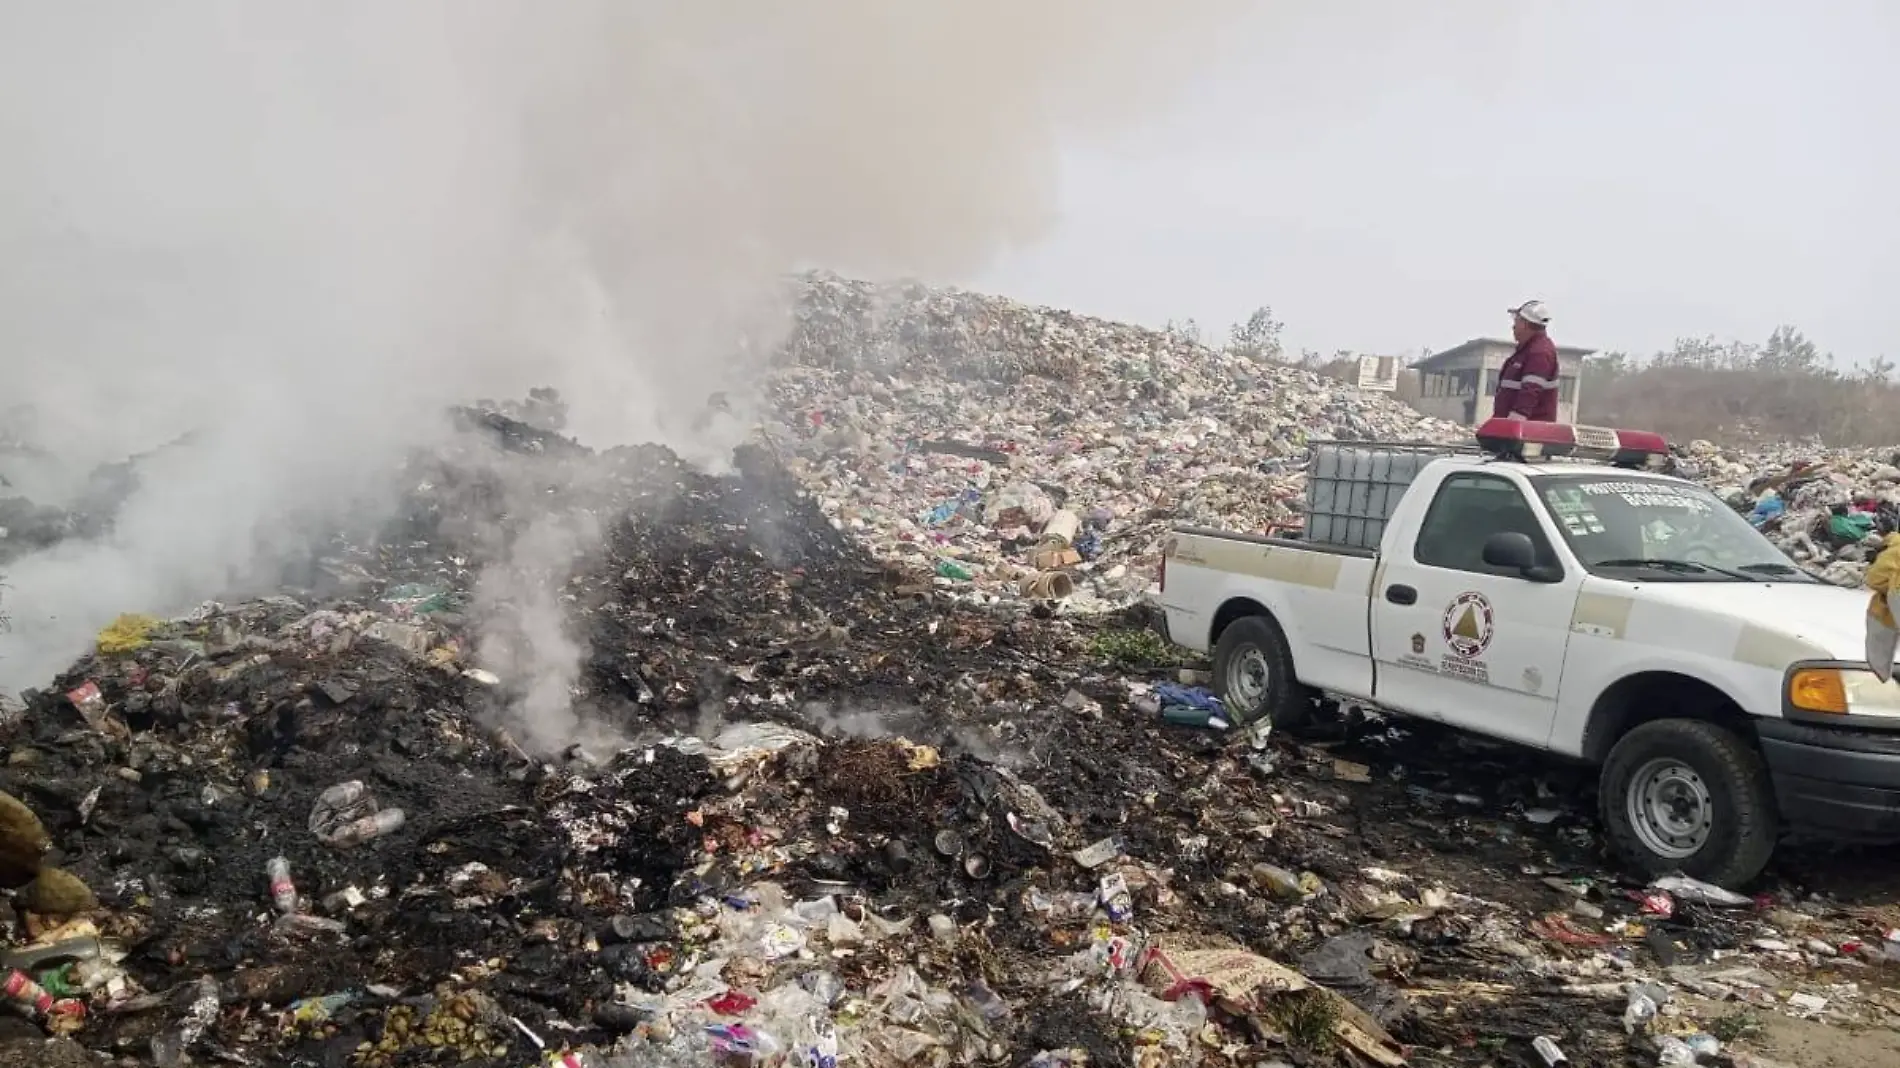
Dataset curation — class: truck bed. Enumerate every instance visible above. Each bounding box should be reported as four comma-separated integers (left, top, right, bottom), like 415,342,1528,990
1162,525,1380,697
1170,524,1375,558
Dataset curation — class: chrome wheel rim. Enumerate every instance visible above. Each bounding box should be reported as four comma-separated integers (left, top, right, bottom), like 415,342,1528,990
1227,645,1270,713
1626,757,1713,859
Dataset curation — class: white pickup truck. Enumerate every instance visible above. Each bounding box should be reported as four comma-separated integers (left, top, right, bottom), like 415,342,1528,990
1160,419,1900,887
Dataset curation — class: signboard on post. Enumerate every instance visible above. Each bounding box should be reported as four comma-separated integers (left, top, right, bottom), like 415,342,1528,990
1356,355,1398,392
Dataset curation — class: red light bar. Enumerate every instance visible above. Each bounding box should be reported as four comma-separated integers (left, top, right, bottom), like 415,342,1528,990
1475,419,1669,468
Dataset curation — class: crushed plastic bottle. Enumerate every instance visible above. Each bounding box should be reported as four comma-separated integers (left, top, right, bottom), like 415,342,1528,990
1251,862,1304,901
275,912,349,937
1649,875,1752,907
323,807,406,847
308,780,397,845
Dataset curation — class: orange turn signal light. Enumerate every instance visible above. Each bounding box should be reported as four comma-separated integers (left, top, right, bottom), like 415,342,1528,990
1788,668,1849,715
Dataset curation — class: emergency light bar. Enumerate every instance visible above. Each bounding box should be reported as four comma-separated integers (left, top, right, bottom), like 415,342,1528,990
1474,418,1670,469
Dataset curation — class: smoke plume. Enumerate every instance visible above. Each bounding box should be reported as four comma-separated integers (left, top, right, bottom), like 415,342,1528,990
0,2,1248,743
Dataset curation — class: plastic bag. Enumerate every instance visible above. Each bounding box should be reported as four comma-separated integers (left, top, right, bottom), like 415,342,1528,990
1622,981,1667,1036
1868,596,1900,683
1655,1035,1697,1065
984,482,1055,528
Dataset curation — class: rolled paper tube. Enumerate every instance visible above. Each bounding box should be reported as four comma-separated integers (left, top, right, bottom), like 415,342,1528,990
1038,510,1081,548
1018,571,1076,600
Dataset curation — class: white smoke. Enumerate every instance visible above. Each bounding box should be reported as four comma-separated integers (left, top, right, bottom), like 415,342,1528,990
0,1,1254,746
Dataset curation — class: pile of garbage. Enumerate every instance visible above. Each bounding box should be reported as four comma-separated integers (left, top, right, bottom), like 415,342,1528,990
765,273,1469,612
767,274,1900,599
0,401,1895,1068
1685,439,1900,585
0,413,1423,1066
2,267,1900,1066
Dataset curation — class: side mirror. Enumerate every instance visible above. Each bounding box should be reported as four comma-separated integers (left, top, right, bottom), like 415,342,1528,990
1482,531,1539,575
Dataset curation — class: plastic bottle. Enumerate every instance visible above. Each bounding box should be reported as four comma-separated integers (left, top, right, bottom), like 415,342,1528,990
934,559,973,581
323,808,406,847
1251,863,1303,901
316,780,369,808
275,913,348,936
3,968,59,1016
267,856,298,913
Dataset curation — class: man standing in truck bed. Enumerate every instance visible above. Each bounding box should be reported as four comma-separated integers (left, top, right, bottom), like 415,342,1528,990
1494,300,1560,421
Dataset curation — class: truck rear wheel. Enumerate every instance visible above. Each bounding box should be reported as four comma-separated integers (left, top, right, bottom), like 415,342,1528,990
1212,616,1313,729
1600,718,1778,889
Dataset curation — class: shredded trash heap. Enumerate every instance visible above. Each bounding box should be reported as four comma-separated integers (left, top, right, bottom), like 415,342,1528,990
765,273,1472,613
0,279,1897,1067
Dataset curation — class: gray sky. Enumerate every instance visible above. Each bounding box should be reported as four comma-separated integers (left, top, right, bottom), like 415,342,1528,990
978,1,1898,365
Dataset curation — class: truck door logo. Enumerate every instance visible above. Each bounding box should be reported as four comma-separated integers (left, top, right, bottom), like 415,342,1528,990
1442,591,1494,658
1410,633,1426,655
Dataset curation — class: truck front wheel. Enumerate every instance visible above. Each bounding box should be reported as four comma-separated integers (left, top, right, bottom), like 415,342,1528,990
1600,719,1778,889
1212,615,1313,729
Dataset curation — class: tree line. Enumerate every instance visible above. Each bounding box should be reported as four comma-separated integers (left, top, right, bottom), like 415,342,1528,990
1580,326,1898,446
1182,307,1896,448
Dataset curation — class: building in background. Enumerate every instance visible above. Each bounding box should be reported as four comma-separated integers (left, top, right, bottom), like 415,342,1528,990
1397,338,1593,425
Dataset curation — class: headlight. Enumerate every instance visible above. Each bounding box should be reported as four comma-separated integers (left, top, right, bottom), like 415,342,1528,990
1788,667,1900,719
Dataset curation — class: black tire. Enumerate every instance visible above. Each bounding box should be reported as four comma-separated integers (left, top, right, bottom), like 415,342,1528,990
1211,615,1314,729
1599,718,1778,889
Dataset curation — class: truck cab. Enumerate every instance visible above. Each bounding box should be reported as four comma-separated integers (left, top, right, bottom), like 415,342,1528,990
1161,420,1900,887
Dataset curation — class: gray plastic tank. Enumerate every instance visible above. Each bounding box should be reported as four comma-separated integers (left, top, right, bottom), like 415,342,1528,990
1304,444,1449,550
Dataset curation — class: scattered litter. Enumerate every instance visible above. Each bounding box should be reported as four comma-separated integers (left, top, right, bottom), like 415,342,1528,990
0,290,1893,1066
1651,875,1753,908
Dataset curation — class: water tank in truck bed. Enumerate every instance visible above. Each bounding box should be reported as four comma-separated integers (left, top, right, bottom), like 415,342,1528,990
1303,442,1462,551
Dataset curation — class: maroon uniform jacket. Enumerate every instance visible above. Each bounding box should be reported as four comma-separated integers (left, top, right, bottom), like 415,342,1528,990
1492,334,1560,420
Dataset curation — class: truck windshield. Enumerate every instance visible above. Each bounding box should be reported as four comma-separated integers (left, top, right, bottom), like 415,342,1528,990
1535,475,1814,582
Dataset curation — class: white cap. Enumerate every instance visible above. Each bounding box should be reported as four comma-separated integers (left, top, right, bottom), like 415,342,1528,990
1509,300,1551,326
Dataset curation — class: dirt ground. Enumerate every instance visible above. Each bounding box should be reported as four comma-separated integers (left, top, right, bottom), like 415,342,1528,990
1310,714,1900,1065
1680,995,1900,1068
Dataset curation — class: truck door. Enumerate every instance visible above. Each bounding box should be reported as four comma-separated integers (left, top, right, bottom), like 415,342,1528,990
1370,471,1580,747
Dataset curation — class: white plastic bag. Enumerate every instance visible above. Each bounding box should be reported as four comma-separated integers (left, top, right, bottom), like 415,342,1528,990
1867,591,1900,683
